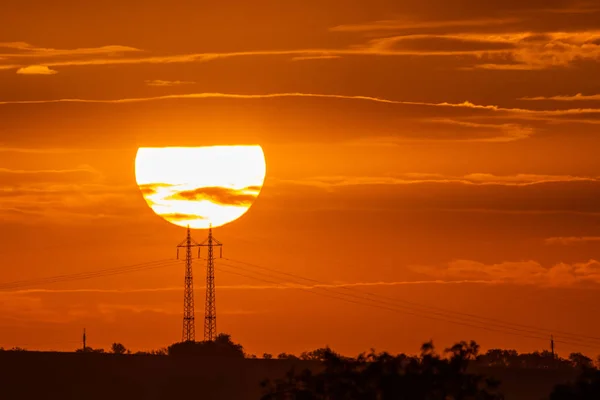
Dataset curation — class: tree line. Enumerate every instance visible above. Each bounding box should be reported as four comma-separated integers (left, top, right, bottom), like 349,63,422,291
2,334,600,398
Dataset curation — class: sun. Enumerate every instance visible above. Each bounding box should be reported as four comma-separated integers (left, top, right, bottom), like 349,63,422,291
135,146,266,229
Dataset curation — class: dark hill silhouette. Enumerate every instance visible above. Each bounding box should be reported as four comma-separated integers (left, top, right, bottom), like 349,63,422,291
550,367,600,399
0,336,594,400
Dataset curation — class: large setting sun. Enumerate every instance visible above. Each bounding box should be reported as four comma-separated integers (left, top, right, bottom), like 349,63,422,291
135,146,266,229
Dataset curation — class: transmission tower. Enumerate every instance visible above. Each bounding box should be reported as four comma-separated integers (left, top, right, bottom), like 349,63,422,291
176,226,201,342
199,225,223,341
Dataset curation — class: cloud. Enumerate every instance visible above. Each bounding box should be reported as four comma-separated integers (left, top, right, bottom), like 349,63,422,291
145,79,195,87
138,183,174,196
520,93,600,101
273,173,599,189
330,17,521,32
16,65,58,75
420,119,534,142
166,186,261,206
291,55,341,61
366,35,516,53
411,259,600,287
0,147,104,154
0,92,598,133
0,182,140,224
545,236,600,245
158,213,207,221
0,28,598,73
539,3,600,14
470,63,548,70
351,30,600,70
0,165,99,183
1,279,498,296
0,42,141,58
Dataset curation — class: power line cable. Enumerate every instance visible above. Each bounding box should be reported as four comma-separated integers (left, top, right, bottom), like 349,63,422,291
222,257,600,344
0,259,179,291
215,260,600,351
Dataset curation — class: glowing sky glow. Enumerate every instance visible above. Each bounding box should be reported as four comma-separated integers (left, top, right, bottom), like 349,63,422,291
135,146,266,229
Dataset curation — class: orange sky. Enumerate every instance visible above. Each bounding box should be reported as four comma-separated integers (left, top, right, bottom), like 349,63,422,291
1,0,600,358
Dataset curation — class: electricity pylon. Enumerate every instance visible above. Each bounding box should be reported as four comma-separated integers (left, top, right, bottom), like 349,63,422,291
176,226,201,342
199,225,223,342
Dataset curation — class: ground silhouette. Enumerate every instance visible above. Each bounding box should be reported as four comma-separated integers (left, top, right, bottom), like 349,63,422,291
0,335,597,399
550,367,600,399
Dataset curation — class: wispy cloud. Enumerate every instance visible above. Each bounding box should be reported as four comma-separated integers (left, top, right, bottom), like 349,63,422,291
0,147,116,154
0,46,497,72
520,93,600,101
272,173,599,189
412,259,600,287
158,213,207,221
0,92,598,128
0,42,141,58
145,79,195,87
545,236,600,245
16,65,58,75
166,186,261,206
539,2,600,14
1,279,497,296
0,165,97,175
330,17,520,32
291,55,341,61
138,183,174,196
0,181,139,224
0,29,597,73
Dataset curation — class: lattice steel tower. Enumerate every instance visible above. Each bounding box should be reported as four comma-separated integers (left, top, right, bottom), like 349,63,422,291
177,227,201,342
199,226,223,341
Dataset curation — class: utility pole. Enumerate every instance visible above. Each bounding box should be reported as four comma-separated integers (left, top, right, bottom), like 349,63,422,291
177,226,201,342
199,225,223,342
551,335,555,359
82,328,86,352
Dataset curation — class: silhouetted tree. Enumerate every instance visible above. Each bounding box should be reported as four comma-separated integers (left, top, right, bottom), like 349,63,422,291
277,352,300,360
550,367,600,399
477,349,519,367
111,343,128,355
300,346,339,361
263,353,273,360
167,333,244,358
262,341,503,400
150,347,167,356
570,353,594,369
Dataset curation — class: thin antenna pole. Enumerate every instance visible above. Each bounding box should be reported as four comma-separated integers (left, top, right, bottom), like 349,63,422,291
83,328,86,352
551,335,555,359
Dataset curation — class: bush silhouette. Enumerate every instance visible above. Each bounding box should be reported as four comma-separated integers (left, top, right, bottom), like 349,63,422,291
261,340,503,400
167,333,244,358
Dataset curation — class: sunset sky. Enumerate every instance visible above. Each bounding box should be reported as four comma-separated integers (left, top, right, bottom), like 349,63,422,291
2,0,600,357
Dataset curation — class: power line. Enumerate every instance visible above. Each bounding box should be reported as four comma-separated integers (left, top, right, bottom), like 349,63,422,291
0,259,179,291
222,257,600,344
1,254,597,352
215,259,600,351
1,339,81,349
